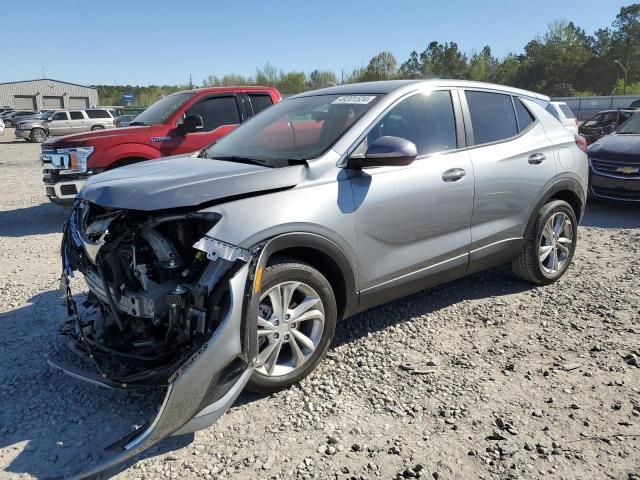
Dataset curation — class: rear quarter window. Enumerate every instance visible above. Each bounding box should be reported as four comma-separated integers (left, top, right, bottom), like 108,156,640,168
558,104,575,118
545,104,561,121
86,109,111,119
514,98,535,131
465,91,518,145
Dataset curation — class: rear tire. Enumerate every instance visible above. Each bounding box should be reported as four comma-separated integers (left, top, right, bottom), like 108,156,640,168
512,200,577,285
246,258,337,394
90,125,104,131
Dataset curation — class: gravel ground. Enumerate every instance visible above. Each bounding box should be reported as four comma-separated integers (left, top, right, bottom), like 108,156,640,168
0,132,639,480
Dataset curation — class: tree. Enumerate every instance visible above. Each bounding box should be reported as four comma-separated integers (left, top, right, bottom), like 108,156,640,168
277,71,307,94
362,51,397,81
308,70,338,89
468,46,497,82
419,41,468,78
398,51,422,79
256,62,279,86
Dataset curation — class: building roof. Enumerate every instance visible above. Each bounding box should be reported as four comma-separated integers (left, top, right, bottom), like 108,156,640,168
0,78,96,90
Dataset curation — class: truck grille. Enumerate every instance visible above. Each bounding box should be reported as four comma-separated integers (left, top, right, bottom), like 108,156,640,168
590,157,640,179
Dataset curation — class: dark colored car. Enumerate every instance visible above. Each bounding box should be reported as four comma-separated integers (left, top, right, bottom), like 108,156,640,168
2,110,38,127
579,109,636,145
588,111,640,202
630,99,640,109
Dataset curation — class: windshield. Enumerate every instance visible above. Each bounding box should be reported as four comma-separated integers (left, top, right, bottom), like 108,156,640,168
617,112,640,134
130,92,194,126
204,94,382,167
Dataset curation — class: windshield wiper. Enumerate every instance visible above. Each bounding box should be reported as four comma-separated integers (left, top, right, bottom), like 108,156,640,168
617,131,640,134
212,156,274,167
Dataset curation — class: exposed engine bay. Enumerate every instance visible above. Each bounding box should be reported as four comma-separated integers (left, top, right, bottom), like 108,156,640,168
58,200,253,387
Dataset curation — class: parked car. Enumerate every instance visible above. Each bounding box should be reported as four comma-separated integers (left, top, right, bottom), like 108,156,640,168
114,114,137,127
51,80,587,477
546,101,578,134
2,110,37,127
588,111,640,202
579,108,636,144
0,107,14,115
15,108,115,143
41,86,281,206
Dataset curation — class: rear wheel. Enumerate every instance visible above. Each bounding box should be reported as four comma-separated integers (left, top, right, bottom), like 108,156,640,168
90,125,104,131
30,128,47,143
246,259,337,393
512,200,577,285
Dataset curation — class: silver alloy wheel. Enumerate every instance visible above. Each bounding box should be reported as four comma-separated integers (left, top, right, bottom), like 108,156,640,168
32,129,46,142
256,281,325,377
539,212,573,275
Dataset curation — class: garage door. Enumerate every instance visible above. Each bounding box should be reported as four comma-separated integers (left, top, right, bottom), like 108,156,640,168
69,96,89,109
43,96,63,109
14,95,36,110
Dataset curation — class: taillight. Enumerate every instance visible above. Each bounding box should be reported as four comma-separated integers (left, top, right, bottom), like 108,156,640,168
574,134,587,153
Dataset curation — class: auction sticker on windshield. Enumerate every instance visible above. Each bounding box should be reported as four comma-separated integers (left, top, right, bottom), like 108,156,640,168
331,95,377,105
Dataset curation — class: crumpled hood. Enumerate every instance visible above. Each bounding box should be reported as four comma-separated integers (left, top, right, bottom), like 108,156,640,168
588,134,640,162
80,155,306,210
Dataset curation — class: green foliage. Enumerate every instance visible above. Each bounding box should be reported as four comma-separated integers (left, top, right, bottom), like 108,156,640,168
98,4,640,103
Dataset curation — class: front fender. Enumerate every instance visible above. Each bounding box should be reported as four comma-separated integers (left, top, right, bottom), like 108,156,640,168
90,143,158,169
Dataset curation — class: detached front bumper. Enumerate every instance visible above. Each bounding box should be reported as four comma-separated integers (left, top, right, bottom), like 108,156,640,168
50,260,258,479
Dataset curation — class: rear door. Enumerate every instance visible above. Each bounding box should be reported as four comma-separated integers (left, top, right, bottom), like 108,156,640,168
351,89,474,306
48,111,70,136
160,95,241,156
461,90,557,265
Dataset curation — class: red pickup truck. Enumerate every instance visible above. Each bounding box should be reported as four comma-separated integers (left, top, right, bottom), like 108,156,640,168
41,86,281,206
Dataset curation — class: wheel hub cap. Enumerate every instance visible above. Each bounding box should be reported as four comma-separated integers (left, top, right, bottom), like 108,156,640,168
539,212,573,275
256,281,325,377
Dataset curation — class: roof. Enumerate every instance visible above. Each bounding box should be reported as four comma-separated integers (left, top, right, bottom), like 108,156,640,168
0,78,97,90
291,79,550,101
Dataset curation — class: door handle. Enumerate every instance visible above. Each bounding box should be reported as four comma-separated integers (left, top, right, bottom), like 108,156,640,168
442,168,466,182
528,153,546,165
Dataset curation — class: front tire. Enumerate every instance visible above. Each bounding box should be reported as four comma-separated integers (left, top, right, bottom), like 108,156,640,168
512,200,577,285
30,128,47,143
246,258,337,393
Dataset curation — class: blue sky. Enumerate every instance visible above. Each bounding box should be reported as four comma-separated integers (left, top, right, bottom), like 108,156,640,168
1,0,630,86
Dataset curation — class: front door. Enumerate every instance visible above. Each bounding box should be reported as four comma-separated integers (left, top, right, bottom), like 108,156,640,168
47,111,70,136
160,95,242,157
350,89,474,307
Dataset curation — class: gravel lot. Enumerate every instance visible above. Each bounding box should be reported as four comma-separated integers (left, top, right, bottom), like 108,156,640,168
0,132,639,480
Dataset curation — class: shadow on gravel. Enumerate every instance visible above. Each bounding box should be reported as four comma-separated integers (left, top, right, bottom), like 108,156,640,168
0,203,68,237
581,201,640,229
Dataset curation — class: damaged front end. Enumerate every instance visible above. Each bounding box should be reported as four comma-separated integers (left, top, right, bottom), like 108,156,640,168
50,200,261,478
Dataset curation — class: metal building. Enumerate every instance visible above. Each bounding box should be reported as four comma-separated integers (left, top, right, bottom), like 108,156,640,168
0,79,99,110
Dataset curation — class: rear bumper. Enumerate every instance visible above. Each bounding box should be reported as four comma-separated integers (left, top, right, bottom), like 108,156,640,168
589,169,640,202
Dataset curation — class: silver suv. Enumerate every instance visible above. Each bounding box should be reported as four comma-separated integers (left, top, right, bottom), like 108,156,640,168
53,80,587,476
14,108,115,142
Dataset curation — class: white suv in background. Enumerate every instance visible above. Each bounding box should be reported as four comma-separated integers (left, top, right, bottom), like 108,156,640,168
546,101,579,134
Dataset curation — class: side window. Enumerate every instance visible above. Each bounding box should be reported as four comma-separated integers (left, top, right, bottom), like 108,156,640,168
186,96,240,132
86,109,111,119
466,91,518,145
249,94,273,115
69,111,84,120
52,112,69,121
545,104,560,121
514,97,535,132
356,90,457,157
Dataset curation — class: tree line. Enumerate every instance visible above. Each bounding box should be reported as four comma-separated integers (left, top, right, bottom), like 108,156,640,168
94,4,640,106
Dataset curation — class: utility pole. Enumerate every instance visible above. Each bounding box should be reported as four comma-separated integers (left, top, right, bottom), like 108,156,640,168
614,60,628,95
189,73,193,90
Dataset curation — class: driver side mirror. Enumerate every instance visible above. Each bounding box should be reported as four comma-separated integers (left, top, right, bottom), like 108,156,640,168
178,114,204,134
346,136,417,169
